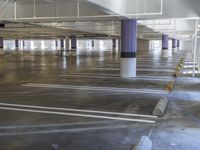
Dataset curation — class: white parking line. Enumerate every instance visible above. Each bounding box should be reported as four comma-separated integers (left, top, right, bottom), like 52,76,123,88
0,107,155,123
63,73,119,77
139,75,174,80
0,121,116,129
90,68,175,73
60,73,174,80
59,74,173,81
60,74,120,79
0,102,157,118
0,125,134,136
90,68,119,71
22,83,168,95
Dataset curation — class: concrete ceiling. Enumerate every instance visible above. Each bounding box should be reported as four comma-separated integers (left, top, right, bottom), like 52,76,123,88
0,0,199,40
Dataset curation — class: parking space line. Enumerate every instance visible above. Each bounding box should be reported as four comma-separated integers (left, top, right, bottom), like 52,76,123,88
59,74,120,79
60,73,174,80
59,74,173,81
0,106,156,123
0,102,157,118
22,83,169,94
0,121,116,129
0,125,135,136
90,68,119,71
90,68,175,73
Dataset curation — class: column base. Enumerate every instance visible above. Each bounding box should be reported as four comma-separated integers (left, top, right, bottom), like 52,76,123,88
61,50,70,57
162,49,169,58
59,49,77,57
120,58,136,78
172,48,177,53
58,48,64,56
71,49,77,56
177,47,180,51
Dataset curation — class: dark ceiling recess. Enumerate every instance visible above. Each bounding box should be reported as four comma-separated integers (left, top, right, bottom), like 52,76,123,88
0,24,5,28
83,34,108,38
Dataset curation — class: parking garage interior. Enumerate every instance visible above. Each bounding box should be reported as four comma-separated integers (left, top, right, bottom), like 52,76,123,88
0,0,200,150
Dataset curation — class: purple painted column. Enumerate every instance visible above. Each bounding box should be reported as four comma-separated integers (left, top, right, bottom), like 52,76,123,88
162,34,168,50
59,39,65,56
92,40,94,47
172,39,177,48
23,41,25,48
61,39,64,49
55,40,58,48
172,38,177,53
177,40,180,47
15,39,19,50
0,37,3,49
121,19,137,78
0,37,4,55
71,36,77,50
162,34,169,57
112,39,116,49
177,40,180,51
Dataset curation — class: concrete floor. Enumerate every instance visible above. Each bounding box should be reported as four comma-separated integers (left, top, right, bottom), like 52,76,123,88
0,49,198,150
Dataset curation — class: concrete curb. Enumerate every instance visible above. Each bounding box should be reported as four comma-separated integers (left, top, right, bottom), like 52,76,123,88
132,136,152,150
153,97,169,117
174,58,184,78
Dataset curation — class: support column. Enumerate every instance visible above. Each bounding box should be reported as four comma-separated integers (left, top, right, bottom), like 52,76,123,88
112,39,116,50
120,19,137,78
59,38,64,56
61,39,64,50
65,36,70,56
162,34,169,58
15,39,19,51
172,38,177,53
92,40,95,48
55,40,58,50
0,37,4,55
65,36,69,50
177,40,180,51
23,41,25,50
71,36,77,50
71,36,77,56
118,39,121,51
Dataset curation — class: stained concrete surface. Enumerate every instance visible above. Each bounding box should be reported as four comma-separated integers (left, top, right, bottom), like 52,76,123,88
150,52,200,150
0,49,198,150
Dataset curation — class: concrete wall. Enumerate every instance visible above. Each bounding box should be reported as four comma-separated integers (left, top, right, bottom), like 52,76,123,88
137,39,150,51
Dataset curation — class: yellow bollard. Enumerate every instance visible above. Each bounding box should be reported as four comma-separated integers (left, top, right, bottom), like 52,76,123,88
165,81,174,91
